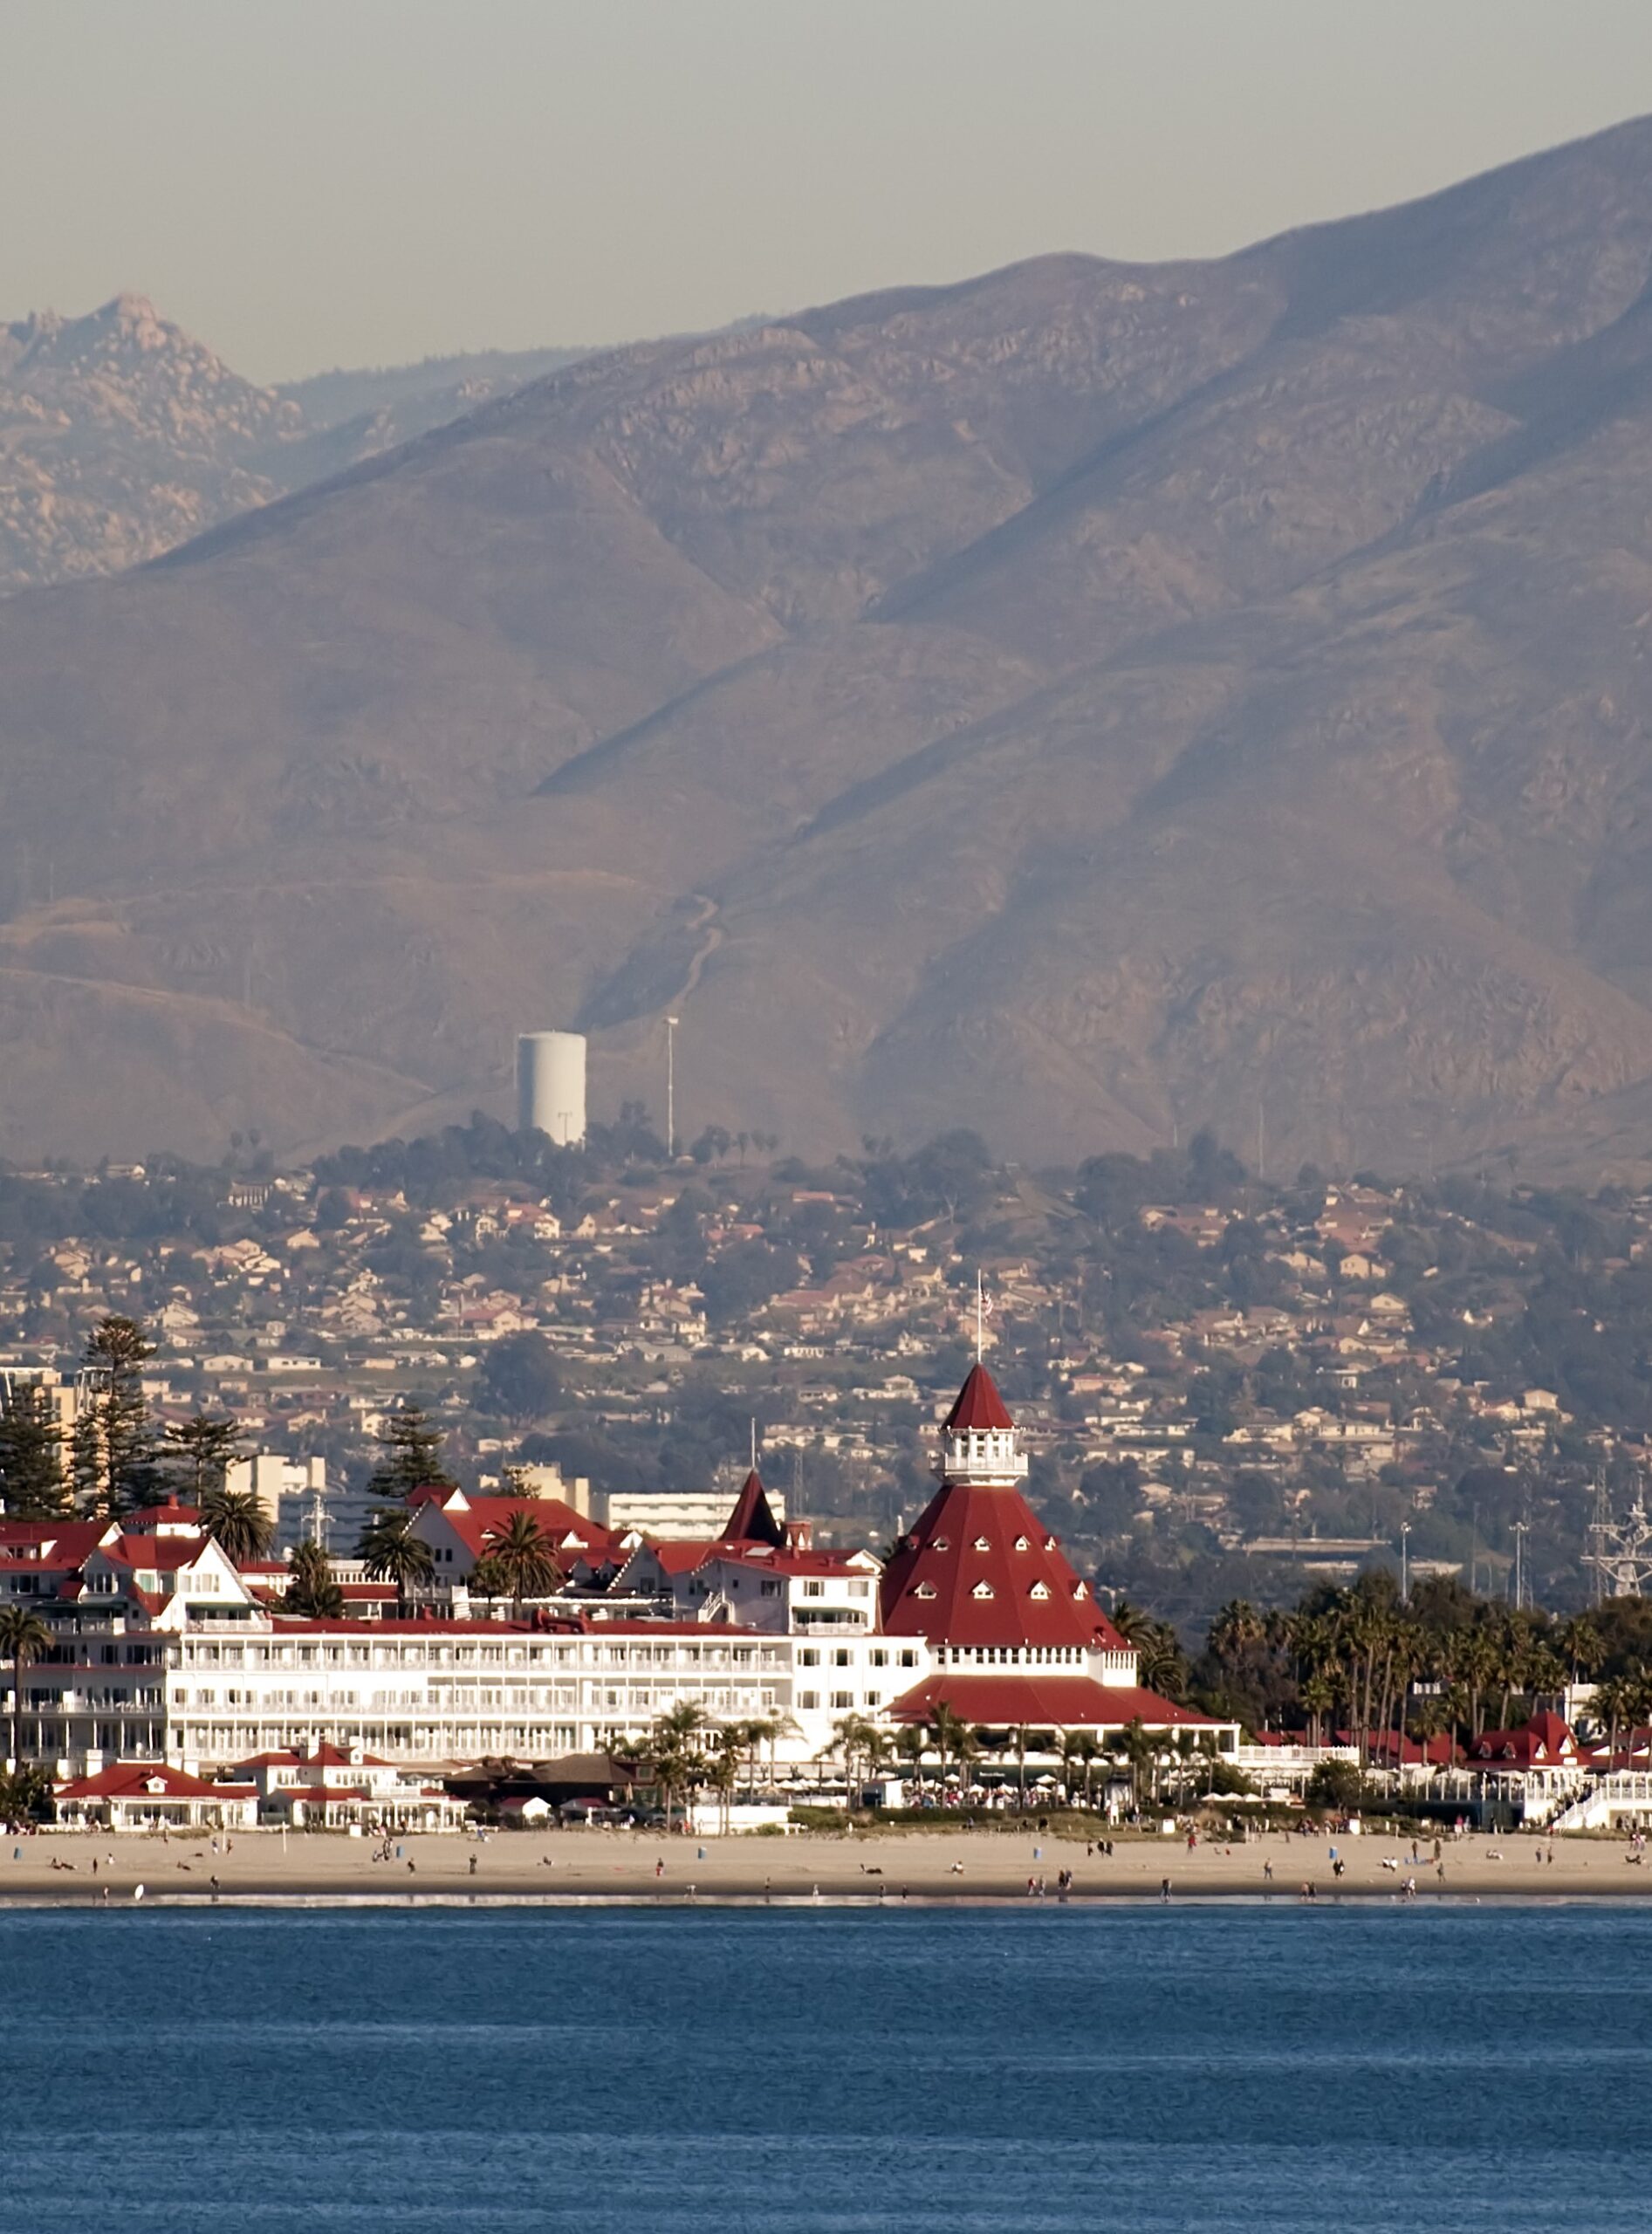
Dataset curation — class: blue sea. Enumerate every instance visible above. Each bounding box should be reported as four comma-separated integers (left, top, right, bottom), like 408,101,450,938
2,1900,1649,2231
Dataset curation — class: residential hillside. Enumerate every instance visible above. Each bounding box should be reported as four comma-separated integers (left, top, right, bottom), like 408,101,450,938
6,123,1652,1171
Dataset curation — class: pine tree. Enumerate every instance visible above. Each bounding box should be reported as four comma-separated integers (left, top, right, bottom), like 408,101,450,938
164,1412,246,1503
367,1405,455,1504
76,1315,162,1518
0,1385,69,1518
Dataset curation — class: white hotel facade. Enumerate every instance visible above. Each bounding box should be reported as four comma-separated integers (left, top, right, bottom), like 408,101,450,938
2,1371,1234,1786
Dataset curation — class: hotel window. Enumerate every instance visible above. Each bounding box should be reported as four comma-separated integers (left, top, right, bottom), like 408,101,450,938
799,1649,819,1667
831,1691,853,1710
799,1691,819,1710
833,1649,851,1668
899,1650,917,1668
864,1691,881,1708
870,1649,888,1667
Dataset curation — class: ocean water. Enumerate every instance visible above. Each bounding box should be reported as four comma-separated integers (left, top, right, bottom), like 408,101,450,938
2,1900,1649,2231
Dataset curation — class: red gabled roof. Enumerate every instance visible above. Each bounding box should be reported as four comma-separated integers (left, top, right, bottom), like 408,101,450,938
719,1470,786,1550
884,1675,1217,1730
415,1492,620,1566
55,1762,250,1800
944,1363,1015,1434
879,1477,1128,1652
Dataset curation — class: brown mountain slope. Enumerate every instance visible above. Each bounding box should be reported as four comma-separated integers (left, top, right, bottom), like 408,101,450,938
0,294,595,593
6,120,1652,1169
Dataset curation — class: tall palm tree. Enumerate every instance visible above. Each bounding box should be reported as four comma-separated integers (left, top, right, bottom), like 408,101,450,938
197,1484,273,1566
1555,1614,1604,1688
482,1509,563,1616
1111,1717,1155,1814
895,1722,927,1802
357,1508,436,1616
1010,1723,1032,1808
925,1702,969,1801
0,1605,53,1769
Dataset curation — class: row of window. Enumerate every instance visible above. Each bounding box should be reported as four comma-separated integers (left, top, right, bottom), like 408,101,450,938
796,1647,919,1669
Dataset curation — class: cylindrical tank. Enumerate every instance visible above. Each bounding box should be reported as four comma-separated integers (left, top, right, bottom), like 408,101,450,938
516,1031,586,1145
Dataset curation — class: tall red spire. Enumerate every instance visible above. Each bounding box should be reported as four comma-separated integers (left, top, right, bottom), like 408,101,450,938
944,1363,1015,1434
719,1470,786,1549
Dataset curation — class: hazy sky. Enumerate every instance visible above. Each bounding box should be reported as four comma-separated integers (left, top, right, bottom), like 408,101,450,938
8,0,1652,383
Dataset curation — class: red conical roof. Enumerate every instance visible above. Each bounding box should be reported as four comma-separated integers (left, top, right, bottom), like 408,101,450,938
944,1362,1015,1433
878,1477,1128,1652
719,1470,787,1550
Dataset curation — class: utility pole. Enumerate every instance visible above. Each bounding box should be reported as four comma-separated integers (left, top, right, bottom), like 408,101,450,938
1511,1520,1528,1611
665,1014,679,1159
1400,1520,1411,1602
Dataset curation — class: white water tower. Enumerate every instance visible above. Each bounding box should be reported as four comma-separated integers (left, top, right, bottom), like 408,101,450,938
516,1031,586,1146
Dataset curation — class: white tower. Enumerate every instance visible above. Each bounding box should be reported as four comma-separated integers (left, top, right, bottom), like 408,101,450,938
516,1031,586,1146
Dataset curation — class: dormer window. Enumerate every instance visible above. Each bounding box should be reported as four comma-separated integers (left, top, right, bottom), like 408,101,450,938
971,1581,994,1600
1014,1535,1031,1551
1043,1537,1058,1551
1029,1582,1050,1600
915,1582,936,1600
973,1535,991,1552
1072,1583,1086,1600
932,1538,949,1552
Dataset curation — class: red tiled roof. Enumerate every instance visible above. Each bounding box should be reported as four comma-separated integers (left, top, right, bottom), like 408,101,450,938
885,1675,1217,1730
944,1363,1015,1434
879,1478,1128,1652
413,1490,620,1564
55,1763,250,1800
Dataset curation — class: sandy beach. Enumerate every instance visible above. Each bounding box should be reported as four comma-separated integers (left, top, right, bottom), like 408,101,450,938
4,1822,1650,1903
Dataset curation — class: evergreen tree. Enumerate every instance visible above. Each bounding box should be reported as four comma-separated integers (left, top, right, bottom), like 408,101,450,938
75,1315,162,1518
164,1412,246,1503
0,1385,69,1518
367,1404,455,1504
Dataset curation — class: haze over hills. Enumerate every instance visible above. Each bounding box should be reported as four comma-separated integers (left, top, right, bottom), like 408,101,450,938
0,294,593,591
6,120,1652,1174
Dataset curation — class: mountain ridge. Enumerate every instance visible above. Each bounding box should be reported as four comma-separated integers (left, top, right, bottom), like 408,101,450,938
4,120,1652,1172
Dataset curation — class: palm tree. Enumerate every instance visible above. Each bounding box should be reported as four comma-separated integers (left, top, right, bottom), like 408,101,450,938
895,1722,927,1802
1010,1723,1032,1808
1555,1614,1604,1688
830,1712,879,1808
1299,1671,1335,1749
925,1702,969,1802
1110,1717,1155,1815
356,1508,436,1616
1073,1732,1101,1809
0,1605,52,1769
482,1509,563,1616
646,1702,711,1826
197,1484,273,1566
707,1732,743,1833
285,1538,345,1619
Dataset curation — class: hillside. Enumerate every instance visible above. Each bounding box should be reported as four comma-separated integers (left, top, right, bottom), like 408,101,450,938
0,296,593,591
4,120,1652,1170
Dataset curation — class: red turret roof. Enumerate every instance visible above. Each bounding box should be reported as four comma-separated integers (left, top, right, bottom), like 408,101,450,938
719,1470,786,1550
879,1478,1128,1651
944,1363,1015,1434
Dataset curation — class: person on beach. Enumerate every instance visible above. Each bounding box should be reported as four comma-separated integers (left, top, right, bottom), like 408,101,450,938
1160,1877,1171,1902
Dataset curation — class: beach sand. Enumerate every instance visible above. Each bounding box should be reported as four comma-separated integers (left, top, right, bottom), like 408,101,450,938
4,1822,1649,1903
